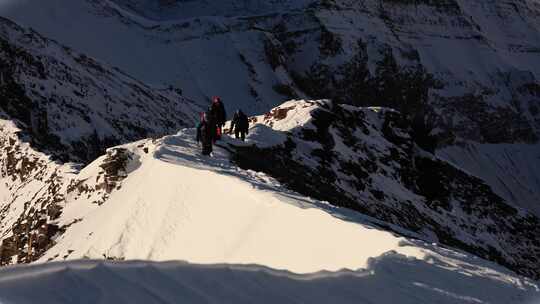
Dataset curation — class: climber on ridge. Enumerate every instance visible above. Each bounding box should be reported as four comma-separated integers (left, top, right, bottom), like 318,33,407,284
230,109,249,141
209,96,226,141
196,111,215,156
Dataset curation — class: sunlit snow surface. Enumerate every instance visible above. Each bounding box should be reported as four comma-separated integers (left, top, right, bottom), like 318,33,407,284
4,127,531,303
40,128,422,273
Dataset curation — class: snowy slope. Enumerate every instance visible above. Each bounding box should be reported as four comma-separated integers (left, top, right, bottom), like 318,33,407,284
438,142,540,216
0,122,538,304
38,129,422,273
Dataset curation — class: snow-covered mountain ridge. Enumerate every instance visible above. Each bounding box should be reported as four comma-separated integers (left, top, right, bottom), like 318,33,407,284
1,94,539,284
0,102,538,304
0,0,539,295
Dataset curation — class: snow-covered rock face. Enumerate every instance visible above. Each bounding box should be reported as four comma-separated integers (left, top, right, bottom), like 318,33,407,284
228,100,540,279
1,0,539,144
301,0,540,145
0,118,147,265
2,0,539,210
0,16,204,266
0,16,201,164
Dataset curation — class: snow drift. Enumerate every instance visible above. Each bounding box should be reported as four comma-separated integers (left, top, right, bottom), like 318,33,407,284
0,256,538,304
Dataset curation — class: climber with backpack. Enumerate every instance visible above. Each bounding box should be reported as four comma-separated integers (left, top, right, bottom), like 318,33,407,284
230,109,249,141
196,112,215,156
209,96,226,141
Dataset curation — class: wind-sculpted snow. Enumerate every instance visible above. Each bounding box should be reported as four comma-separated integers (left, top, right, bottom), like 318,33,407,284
0,255,538,304
227,100,540,279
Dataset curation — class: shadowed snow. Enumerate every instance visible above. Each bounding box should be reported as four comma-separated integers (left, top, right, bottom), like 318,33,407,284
1,255,539,304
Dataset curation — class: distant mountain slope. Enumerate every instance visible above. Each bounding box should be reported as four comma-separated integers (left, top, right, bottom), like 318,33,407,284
1,0,539,215
0,16,202,163
111,0,314,20
1,0,538,141
0,0,296,114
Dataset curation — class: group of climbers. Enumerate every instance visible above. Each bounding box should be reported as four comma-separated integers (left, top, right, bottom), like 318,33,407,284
196,96,249,155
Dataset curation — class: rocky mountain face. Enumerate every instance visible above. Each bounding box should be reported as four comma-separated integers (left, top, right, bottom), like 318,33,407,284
0,16,200,265
2,0,538,213
0,16,201,163
92,0,540,145
227,100,540,279
0,127,135,265
282,0,540,145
